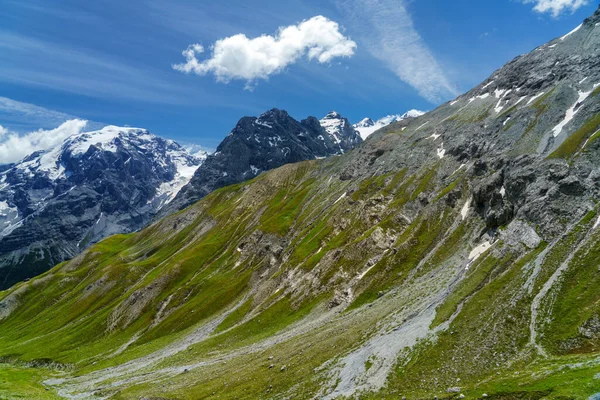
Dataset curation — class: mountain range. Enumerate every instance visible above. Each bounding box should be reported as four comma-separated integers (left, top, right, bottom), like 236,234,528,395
1,6,600,399
0,109,375,289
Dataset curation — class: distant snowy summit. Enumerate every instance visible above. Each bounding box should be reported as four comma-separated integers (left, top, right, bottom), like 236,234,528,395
1,126,205,210
0,125,206,289
319,111,363,153
353,110,425,139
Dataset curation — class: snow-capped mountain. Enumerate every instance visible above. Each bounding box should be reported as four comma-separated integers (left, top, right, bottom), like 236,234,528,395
162,108,363,215
353,110,425,139
319,111,363,153
0,126,204,289
183,143,211,161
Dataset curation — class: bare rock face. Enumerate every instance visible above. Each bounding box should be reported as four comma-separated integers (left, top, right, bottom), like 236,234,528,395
162,109,362,215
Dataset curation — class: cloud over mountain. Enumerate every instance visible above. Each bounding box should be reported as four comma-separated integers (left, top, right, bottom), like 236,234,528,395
173,16,356,88
0,119,88,164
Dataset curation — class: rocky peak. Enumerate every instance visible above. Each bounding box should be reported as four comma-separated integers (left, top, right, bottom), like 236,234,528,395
163,109,363,216
584,4,600,26
322,110,342,120
318,111,362,152
355,118,375,128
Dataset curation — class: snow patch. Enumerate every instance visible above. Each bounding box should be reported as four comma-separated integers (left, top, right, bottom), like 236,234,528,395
416,121,429,131
254,118,273,129
482,80,495,90
494,88,506,99
469,241,492,262
552,87,596,137
357,264,376,280
527,92,545,105
334,192,347,205
515,96,527,106
593,216,600,230
436,144,445,159
495,99,505,114
503,117,512,126
451,163,466,176
560,24,582,41
461,198,472,220
0,201,22,238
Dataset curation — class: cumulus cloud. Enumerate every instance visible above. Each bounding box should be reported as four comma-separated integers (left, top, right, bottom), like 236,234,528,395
522,0,590,17
173,16,357,87
336,0,458,103
0,119,88,164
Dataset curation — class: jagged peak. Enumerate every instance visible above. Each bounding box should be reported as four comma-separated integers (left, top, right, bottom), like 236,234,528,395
584,4,600,26
355,118,375,128
323,111,342,120
258,108,290,121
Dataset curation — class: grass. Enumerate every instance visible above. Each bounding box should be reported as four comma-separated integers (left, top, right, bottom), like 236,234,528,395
260,178,315,235
3,111,600,400
548,112,600,159
542,226,600,354
0,364,62,399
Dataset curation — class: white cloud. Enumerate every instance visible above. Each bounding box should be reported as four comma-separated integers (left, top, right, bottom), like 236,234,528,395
336,0,458,103
522,0,590,17
0,119,87,164
173,16,357,87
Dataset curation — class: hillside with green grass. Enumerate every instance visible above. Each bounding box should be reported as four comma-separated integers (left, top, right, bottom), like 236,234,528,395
2,7,600,400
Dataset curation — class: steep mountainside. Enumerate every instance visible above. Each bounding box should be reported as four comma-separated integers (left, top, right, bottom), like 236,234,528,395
354,110,425,139
0,126,204,289
1,8,600,400
163,108,362,214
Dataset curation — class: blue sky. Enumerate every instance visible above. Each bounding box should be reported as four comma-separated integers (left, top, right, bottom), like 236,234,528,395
0,0,597,156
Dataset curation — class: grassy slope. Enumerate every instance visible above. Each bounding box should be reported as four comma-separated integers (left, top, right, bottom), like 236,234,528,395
1,85,600,399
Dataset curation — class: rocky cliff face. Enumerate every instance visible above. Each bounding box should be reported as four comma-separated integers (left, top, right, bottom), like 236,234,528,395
1,7,600,400
0,126,203,289
162,108,362,214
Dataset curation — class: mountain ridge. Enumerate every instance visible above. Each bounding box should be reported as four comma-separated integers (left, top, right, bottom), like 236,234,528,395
161,108,362,215
1,7,600,399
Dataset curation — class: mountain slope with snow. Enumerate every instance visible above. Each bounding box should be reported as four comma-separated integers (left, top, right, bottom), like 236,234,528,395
319,111,363,151
0,126,203,289
353,110,425,139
